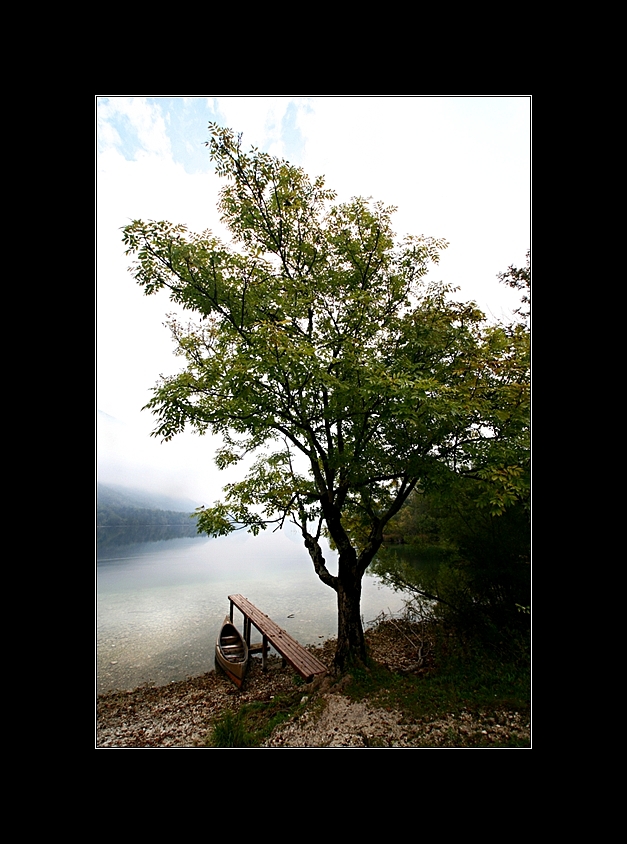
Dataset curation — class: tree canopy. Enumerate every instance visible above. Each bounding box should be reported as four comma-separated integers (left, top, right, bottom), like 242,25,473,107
122,124,530,669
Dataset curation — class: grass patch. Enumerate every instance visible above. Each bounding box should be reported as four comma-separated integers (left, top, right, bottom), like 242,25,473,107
208,709,254,748
206,687,311,748
347,622,530,725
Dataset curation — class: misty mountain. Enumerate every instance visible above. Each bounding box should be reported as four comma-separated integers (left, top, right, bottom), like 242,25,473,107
97,482,202,553
97,482,200,514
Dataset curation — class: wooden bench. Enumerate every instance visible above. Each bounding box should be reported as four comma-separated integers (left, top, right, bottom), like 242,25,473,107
228,594,327,683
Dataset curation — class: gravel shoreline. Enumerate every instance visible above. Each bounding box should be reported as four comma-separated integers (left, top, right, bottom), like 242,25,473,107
96,622,530,748
96,656,299,747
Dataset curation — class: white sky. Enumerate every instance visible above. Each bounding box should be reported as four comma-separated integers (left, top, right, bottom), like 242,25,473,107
96,95,531,505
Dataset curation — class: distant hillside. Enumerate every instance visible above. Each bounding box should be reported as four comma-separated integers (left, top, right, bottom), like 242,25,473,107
97,505,198,528
96,483,201,552
97,483,200,514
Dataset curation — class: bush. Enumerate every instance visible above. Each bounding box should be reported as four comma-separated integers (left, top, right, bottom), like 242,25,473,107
371,484,530,638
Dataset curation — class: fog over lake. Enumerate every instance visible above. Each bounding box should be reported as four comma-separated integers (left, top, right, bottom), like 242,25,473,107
96,527,409,693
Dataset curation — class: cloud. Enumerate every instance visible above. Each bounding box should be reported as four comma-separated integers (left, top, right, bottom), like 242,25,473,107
215,96,291,154
97,96,173,161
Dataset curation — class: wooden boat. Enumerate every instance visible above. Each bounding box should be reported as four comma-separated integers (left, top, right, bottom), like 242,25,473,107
215,617,248,688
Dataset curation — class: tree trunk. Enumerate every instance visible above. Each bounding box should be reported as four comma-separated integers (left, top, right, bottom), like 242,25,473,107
300,506,377,672
334,569,367,671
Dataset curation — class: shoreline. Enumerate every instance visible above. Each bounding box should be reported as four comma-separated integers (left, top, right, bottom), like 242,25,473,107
97,654,301,748
97,622,530,748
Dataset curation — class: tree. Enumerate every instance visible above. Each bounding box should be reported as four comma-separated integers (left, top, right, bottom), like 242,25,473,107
372,253,530,634
122,124,529,670
498,250,530,326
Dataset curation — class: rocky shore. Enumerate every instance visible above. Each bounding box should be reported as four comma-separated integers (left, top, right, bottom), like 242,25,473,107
96,621,530,748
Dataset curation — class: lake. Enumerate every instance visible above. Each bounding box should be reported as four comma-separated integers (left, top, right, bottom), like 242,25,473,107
96,526,410,693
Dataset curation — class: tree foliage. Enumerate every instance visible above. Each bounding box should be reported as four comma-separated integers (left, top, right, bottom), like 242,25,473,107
122,124,530,669
372,254,530,635
498,249,530,325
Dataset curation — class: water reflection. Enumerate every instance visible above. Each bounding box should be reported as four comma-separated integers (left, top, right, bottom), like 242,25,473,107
97,523,198,554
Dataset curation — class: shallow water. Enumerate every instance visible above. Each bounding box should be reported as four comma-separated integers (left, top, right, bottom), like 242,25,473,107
97,528,408,693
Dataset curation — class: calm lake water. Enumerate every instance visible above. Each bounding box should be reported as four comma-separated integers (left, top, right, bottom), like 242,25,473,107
96,527,410,693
